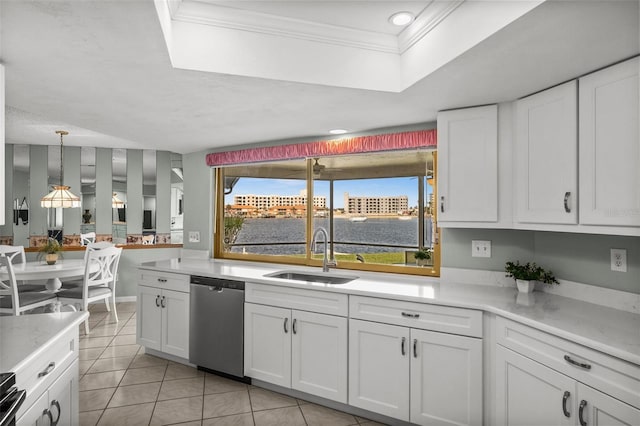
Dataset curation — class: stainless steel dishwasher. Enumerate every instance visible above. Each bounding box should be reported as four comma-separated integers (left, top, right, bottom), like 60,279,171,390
189,276,245,379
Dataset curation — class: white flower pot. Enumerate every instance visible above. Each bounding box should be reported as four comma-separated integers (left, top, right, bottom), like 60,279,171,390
516,279,536,293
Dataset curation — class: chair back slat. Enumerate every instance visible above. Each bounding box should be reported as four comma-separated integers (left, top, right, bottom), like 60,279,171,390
0,245,26,264
81,232,96,246
0,256,21,315
83,246,122,292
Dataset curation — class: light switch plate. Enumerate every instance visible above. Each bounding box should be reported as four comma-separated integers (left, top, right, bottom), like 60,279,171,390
610,248,627,272
189,231,200,243
472,240,492,258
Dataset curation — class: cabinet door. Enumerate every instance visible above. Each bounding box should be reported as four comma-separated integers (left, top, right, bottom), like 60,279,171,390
579,57,640,227
495,346,574,426
161,289,190,359
16,390,50,426
576,384,640,426
136,284,161,351
348,319,410,421
410,329,482,426
437,105,498,222
244,303,292,387
515,81,577,224
46,360,78,426
291,310,347,403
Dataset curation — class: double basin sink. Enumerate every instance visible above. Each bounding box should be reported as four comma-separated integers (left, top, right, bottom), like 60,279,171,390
264,270,357,285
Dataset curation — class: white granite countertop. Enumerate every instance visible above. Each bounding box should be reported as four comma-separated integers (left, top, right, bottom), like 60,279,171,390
140,258,640,366
0,311,89,373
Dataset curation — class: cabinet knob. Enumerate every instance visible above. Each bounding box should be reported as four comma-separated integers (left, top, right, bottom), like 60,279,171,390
562,391,571,418
578,400,587,426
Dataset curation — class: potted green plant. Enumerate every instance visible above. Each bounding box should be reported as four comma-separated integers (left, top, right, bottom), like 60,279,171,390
505,261,559,293
38,238,63,265
413,248,432,267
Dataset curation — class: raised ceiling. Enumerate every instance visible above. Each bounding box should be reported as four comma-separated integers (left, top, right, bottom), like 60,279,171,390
2,0,638,154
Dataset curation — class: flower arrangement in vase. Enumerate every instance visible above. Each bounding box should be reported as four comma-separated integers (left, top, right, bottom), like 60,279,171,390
37,238,64,265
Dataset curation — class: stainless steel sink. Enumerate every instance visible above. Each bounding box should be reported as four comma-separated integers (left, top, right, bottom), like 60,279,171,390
264,270,357,285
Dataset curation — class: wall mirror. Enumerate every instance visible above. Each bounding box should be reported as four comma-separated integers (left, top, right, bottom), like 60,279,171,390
143,150,156,242
112,148,127,243
170,154,183,243
3,144,181,247
81,147,96,236
12,145,30,247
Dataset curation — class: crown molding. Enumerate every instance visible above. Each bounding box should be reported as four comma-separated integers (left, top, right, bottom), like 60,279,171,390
171,0,399,54
399,0,465,53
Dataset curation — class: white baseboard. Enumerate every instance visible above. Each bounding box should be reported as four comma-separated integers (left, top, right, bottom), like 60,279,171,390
441,267,639,314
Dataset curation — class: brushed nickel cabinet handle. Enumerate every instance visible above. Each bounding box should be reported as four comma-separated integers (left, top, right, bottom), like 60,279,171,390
562,391,570,418
292,318,297,334
413,339,418,358
564,192,571,213
401,337,406,356
283,317,289,333
401,312,420,319
38,362,56,378
440,196,445,213
160,296,166,308
564,355,591,370
51,400,61,425
579,400,587,426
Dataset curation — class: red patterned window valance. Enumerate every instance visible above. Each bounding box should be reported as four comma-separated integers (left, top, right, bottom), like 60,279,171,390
205,129,436,167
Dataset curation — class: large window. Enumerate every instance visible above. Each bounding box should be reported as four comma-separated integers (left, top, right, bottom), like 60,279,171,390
215,150,439,276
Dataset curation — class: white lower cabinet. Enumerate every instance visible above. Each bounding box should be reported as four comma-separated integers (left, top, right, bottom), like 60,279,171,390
349,319,482,425
17,359,79,426
496,346,640,426
244,302,348,403
496,316,640,426
137,284,190,359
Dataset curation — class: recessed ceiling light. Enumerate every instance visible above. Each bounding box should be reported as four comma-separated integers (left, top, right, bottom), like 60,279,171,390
389,11,415,26
329,129,348,135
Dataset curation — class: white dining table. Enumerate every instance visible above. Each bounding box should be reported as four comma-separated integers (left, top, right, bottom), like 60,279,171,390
0,259,91,292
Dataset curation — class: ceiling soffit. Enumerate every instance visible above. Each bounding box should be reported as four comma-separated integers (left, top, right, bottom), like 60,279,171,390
156,0,545,92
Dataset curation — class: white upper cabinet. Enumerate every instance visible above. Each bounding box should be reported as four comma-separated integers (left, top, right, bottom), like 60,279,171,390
515,81,578,224
579,57,640,228
437,105,498,223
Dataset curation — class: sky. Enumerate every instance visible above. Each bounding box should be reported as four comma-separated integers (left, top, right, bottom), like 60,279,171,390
226,177,433,208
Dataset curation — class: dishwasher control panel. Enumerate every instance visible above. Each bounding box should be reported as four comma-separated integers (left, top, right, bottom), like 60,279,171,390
190,275,245,290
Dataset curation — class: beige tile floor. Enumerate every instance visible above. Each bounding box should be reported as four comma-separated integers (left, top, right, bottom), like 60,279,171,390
79,302,385,426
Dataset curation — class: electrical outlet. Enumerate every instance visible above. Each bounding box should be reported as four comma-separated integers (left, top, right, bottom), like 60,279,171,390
472,240,492,258
610,248,627,272
189,231,200,243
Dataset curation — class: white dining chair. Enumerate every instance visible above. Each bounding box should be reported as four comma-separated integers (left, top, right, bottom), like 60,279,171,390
60,241,116,291
80,232,96,246
142,235,155,245
0,257,56,315
57,246,123,334
0,245,47,292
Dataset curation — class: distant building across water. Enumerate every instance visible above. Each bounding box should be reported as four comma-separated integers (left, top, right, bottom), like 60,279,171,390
233,190,326,210
344,192,408,215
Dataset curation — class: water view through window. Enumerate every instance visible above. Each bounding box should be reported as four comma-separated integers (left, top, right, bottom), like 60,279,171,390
217,151,438,275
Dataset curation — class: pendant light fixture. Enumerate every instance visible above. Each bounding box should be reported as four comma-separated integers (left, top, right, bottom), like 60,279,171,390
112,192,124,208
40,130,81,208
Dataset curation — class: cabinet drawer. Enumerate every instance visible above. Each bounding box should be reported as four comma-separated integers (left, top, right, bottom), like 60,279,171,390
496,316,640,409
246,282,348,316
349,296,482,338
139,269,189,292
15,327,77,420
